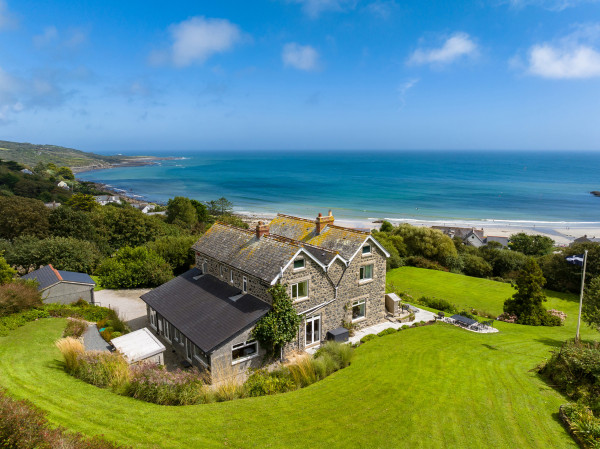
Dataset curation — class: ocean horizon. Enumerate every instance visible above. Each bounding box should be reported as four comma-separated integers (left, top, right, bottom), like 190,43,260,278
76,150,600,225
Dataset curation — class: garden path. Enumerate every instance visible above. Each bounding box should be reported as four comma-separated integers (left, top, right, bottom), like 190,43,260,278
82,324,110,351
349,307,436,344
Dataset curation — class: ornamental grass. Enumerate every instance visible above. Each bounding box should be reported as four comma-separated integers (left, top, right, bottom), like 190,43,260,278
55,337,85,373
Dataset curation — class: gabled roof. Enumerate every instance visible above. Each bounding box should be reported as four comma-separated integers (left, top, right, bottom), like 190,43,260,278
21,264,95,291
192,222,339,283
268,214,371,260
140,269,270,354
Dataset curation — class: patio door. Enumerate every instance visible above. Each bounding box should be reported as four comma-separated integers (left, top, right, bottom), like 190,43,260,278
305,315,320,347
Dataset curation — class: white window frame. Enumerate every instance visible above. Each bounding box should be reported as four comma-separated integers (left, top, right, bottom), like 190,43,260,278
362,244,371,255
291,280,309,302
194,345,209,367
230,269,234,284
164,321,172,343
293,258,305,270
173,328,180,344
231,339,259,364
220,265,223,277
243,276,248,293
359,264,374,282
149,308,157,329
185,338,193,362
352,299,366,321
202,260,207,274
305,315,321,347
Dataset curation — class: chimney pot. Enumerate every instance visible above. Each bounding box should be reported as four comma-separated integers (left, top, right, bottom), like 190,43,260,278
256,221,269,239
315,210,335,235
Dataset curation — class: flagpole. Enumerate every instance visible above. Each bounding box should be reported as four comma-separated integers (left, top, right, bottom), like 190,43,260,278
576,249,588,342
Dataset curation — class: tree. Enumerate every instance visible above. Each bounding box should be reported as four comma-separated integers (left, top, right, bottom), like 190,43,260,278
503,258,558,326
49,206,96,241
461,253,493,278
582,276,600,332
0,253,16,285
0,196,50,240
166,197,197,227
2,236,102,274
94,207,166,250
146,235,197,274
57,166,75,180
208,197,233,216
509,233,554,256
371,231,405,270
393,224,457,266
252,284,303,356
189,199,209,223
379,220,394,233
67,193,97,212
97,246,173,288
539,243,600,293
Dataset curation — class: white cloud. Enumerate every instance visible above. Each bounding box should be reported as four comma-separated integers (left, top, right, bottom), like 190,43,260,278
161,16,243,67
364,1,397,19
528,44,600,78
409,33,478,66
282,43,319,71
288,0,357,18
397,78,418,108
522,23,600,78
33,26,58,47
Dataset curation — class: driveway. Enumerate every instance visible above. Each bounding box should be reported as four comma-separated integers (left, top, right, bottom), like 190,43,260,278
94,289,150,331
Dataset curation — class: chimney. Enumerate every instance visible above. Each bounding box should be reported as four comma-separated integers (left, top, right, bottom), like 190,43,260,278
315,210,334,235
256,221,269,239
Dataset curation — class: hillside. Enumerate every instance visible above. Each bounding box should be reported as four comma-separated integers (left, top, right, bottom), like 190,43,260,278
0,140,165,171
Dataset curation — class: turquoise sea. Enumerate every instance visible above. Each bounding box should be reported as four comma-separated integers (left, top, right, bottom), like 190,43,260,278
77,151,600,225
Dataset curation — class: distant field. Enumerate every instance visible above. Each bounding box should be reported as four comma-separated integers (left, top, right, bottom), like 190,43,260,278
0,268,595,448
387,266,577,316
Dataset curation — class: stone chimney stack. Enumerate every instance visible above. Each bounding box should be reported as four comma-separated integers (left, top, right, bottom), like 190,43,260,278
315,210,334,235
256,221,269,239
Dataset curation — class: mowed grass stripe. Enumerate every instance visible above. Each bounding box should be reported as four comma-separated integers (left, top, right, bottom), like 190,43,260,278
0,266,595,448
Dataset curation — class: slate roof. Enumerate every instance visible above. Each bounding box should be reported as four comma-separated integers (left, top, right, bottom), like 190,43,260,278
484,236,510,247
192,222,338,282
140,269,270,354
432,226,485,240
268,214,370,260
21,265,95,291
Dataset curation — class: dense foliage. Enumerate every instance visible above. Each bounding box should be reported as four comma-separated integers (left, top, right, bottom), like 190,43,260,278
583,276,600,332
509,232,555,256
0,196,50,240
0,254,16,285
146,235,197,274
0,280,42,317
503,258,560,326
252,284,303,355
1,236,102,274
97,246,173,288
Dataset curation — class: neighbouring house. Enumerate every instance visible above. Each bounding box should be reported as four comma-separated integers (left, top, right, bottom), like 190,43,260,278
44,201,61,209
111,328,166,365
432,226,509,248
21,264,96,304
571,235,600,246
132,203,156,214
484,235,509,247
140,211,389,380
93,195,121,206
20,168,33,175
57,181,69,190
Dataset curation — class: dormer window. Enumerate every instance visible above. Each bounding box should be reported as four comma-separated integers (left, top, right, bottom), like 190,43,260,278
293,258,305,270
362,244,371,255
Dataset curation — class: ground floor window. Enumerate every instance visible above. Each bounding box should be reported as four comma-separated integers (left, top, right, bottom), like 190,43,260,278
305,315,321,346
352,299,366,321
232,339,258,364
173,328,180,343
185,338,193,361
194,345,209,366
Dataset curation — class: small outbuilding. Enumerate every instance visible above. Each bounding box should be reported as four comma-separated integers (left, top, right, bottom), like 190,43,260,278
111,328,166,365
21,264,96,304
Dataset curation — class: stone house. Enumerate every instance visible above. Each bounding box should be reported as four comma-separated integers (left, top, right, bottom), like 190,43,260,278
21,264,96,304
140,211,389,380
93,195,121,206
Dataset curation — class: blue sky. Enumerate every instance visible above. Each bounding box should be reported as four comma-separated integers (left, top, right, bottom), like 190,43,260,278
0,0,599,152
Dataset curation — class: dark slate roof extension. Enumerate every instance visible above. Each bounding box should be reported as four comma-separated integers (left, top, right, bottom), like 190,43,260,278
21,265,95,291
140,268,270,354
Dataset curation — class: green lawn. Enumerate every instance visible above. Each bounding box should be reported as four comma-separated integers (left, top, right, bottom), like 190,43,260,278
0,268,597,448
387,266,577,316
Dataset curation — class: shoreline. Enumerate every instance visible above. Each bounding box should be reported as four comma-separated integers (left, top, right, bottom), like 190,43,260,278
75,173,600,247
